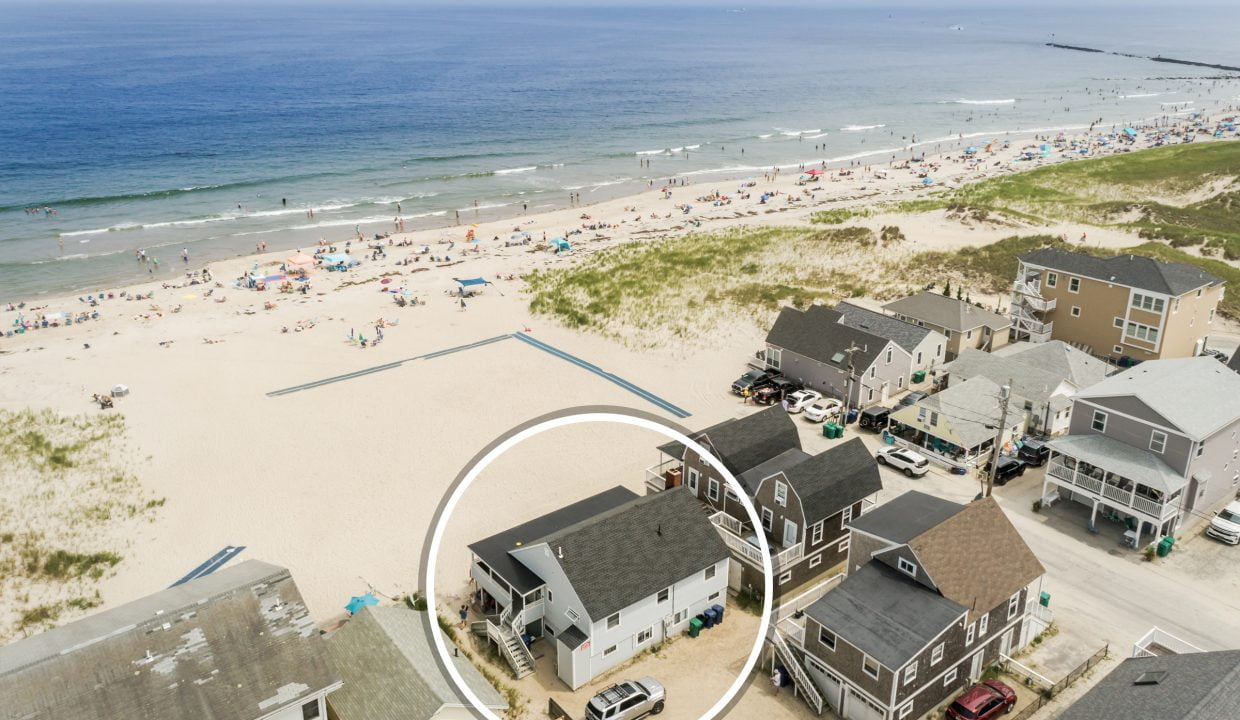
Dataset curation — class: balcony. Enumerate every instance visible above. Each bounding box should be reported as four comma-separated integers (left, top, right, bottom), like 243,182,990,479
710,511,803,574
1132,627,1205,658
1044,455,1176,522
1012,279,1057,312
645,458,682,494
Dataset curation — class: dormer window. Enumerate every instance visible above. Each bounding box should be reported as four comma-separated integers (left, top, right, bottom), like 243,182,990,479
897,557,917,578
774,481,788,507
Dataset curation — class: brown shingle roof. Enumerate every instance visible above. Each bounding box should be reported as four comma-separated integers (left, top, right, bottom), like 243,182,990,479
908,497,1044,622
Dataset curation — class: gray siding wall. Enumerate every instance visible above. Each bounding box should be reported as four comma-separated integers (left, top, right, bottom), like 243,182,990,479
846,531,893,573
775,348,854,404
910,333,948,373
683,452,751,520
1070,399,1193,477
804,616,894,707
754,474,806,548
1190,416,1240,514
859,344,914,406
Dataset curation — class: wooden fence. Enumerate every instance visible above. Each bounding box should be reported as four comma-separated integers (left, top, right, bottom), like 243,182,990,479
1007,644,1109,720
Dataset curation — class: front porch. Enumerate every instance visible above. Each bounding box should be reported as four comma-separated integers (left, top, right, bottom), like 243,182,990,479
887,420,988,469
708,510,803,578
1041,434,1184,550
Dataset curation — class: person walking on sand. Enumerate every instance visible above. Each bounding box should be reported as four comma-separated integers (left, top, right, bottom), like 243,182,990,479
459,605,468,629
460,297,467,311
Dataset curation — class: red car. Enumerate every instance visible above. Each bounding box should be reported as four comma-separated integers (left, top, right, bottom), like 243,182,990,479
946,680,1016,720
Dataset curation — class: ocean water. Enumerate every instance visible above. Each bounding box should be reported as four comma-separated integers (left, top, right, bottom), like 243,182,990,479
2,2,1239,300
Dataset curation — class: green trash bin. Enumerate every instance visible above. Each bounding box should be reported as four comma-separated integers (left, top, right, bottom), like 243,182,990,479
822,423,834,438
688,617,703,638
830,423,843,439
1039,591,1051,608
912,369,927,384
1157,536,1175,557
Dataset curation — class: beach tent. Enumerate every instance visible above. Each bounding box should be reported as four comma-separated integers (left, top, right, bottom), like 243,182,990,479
321,252,355,270
345,593,379,615
551,237,571,252
1123,128,1138,139
285,253,315,271
455,277,491,288
964,146,979,154
1039,144,1053,157
921,177,934,186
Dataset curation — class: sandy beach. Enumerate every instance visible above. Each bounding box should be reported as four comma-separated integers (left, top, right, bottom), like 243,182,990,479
2,100,1239,648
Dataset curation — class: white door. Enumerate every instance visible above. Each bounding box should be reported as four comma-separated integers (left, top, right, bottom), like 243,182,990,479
970,649,985,679
1000,628,1014,657
880,382,889,403
727,558,743,592
782,519,798,548
843,688,885,720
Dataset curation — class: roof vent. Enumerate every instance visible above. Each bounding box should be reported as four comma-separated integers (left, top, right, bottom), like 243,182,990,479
557,546,564,559
1133,670,1167,686
657,523,663,537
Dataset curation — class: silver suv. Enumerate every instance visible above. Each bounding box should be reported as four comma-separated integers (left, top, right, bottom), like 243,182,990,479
585,677,666,720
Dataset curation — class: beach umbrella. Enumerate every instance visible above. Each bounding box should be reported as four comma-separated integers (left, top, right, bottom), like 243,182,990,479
805,168,824,175
921,177,934,185
965,146,978,154
345,593,379,615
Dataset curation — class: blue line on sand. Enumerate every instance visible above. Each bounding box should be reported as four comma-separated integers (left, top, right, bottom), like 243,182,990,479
511,332,691,418
266,334,512,396
170,545,246,587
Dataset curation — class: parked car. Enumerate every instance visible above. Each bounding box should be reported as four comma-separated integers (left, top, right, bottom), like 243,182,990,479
991,456,1027,486
946,680,1017,720
731,368,780,396
586,677,666,720
898,391,928,407
876,447,930,477
783,389,822,413
754,377,801,405
804,399,844,423
858,406,892,431
1017,438,1049,467
1206,500,1240,545
1201,347,1230,364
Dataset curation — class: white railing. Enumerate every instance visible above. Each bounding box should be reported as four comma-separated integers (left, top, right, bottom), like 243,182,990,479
770,629,824,715
1046,460,1075,483
718,528,766,567
1047,459,1168,518
1077,473,1104,494
998,653,1054,691
645,459,680,494
775,573,845,624
709,510,745,537
1101,482,1133,505
1012,281,1057,312
1132,494,1167,518
1011,306,1052,333
774,543,804,571
1025,598,1053,626
1132,626,1204,658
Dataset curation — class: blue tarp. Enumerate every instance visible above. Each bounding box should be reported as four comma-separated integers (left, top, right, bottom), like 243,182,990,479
345,593,379,614
1123,128,1137,138
322,253,353,265
552,238,571,250
456,277,490,287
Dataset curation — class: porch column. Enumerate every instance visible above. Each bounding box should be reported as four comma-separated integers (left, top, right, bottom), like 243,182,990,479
1088,500,1100,533
1133,521,1143,550
1040,473,1050,504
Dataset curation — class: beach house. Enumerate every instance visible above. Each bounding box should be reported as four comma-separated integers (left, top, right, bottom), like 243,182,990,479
882,292,1011,360
468,487,729,689
324,605,506,720
1010,247,1223,360
887,377,1027,470
835,301,948,375
782,492,1047,720
1040,356,1240,548
1057,647,1240,720
764,304,913,408
0,560,341,720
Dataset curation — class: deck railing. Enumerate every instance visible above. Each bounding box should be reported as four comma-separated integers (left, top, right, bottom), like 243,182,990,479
1046,459,1168,519
1133,627,1204,658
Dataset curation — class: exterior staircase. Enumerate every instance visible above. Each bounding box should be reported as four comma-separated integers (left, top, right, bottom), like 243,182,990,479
770,627,824,715
487,607,536,679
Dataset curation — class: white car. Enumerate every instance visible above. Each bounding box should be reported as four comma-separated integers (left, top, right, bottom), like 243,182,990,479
1207,501,1240,545
783,389,822,413
876,447,930,477
803,399,843,422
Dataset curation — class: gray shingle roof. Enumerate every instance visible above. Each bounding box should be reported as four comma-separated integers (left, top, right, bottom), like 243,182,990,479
324,606,505,720
0,560,340,720
943,344,1106,422
766,305,893,371
894,376,1027,449
1058,650,1240,720
1020,247,1222,296
1074,357,1240,441
805,561,965,670
537,489,729,620
882,292,1010,332
835,301,937,353
658,405,801,476
988,340,1109,389
469,487,639,593
781,438,883,524
738,447,813,496
848,490,965,544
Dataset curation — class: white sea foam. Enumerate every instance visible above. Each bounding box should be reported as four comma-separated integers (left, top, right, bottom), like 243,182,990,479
1122,93,1162,99
675,165,762,178
494,166,537,175
685,144,701,150
841,124,886,131
802,133,830,140
636,149,667,155
1161,101,1192,106
456,202,512,211
944,98,1016,105
780,129,821,136
563,178,632,191
757,134,774,139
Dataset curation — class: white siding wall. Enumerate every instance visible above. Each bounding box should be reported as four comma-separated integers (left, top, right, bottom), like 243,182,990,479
911,332,948,373
509,544,591,635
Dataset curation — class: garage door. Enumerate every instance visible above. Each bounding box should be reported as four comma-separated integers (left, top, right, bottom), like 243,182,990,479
843,688,886,720
803,656,842,711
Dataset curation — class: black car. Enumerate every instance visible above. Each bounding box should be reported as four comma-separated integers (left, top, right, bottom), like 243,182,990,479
858,406,892,431
732,368,781,396
991,456,1027,486
753,377,802,405
898,391,928,407
1017,438,1049,467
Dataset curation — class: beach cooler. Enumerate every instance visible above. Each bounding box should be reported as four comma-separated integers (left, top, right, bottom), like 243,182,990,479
688,617,703,638
112,384,129,397
710,603,725,626
702,609,718,629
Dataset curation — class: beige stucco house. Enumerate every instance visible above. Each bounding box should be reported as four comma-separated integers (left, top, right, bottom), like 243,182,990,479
883,292,1010,360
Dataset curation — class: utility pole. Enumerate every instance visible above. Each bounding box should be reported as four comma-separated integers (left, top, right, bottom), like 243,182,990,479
842,343,860,426
985,378,1013,498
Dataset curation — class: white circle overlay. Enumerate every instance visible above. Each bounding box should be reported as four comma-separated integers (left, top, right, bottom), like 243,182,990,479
425,411,775,720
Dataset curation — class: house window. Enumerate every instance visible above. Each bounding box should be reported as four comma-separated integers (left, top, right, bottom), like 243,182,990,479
603,645,617,657
705,564,717,581
979,615,989,636
1209,308,1216,323
1131,294,1165,313
862,655,880,679
674,609,688,624
944,668,958,686
936,344,943,356
809,554,822,568
708,478,720,501
904,661,918,686
931,643,944,665
1008,592,1021,619
1071,306,1081,318
930,411,940,427
1125,321,1159,343
302,700,321,720
725,488,739,501
966,622,976,645
918,407,927,422
1150,431,1167,454
1113,345,1124,354
842,506,853,526
1045,272,1057,287
867,388,874,402
898,375,905,389
839,536,850,553
1113,317,1123,328
899,702,914,719
607,612,621,629
774,481,788,507
768,347,782,369
1068,277,1080,293
548,589,554,605
687,468,699,494
886,348,893,365
657,587,670,603
869,366,876,379
761,507,774,531
811,521,824,544
916,351,923,364
778,571,792,584
566,607,580,622
944,329,952,339
897,557,917,578
819,627,837,651
636,626,654,645
1091,410,1107,433
709,591,720,601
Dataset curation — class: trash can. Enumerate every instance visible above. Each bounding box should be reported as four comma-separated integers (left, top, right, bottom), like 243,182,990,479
711,603,725,626
703,609,718,629
688,617,703,638
846,408,859,424
1157,536,1175,557
912,370,927,384
1039,591,1051,608
822,422,834,438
